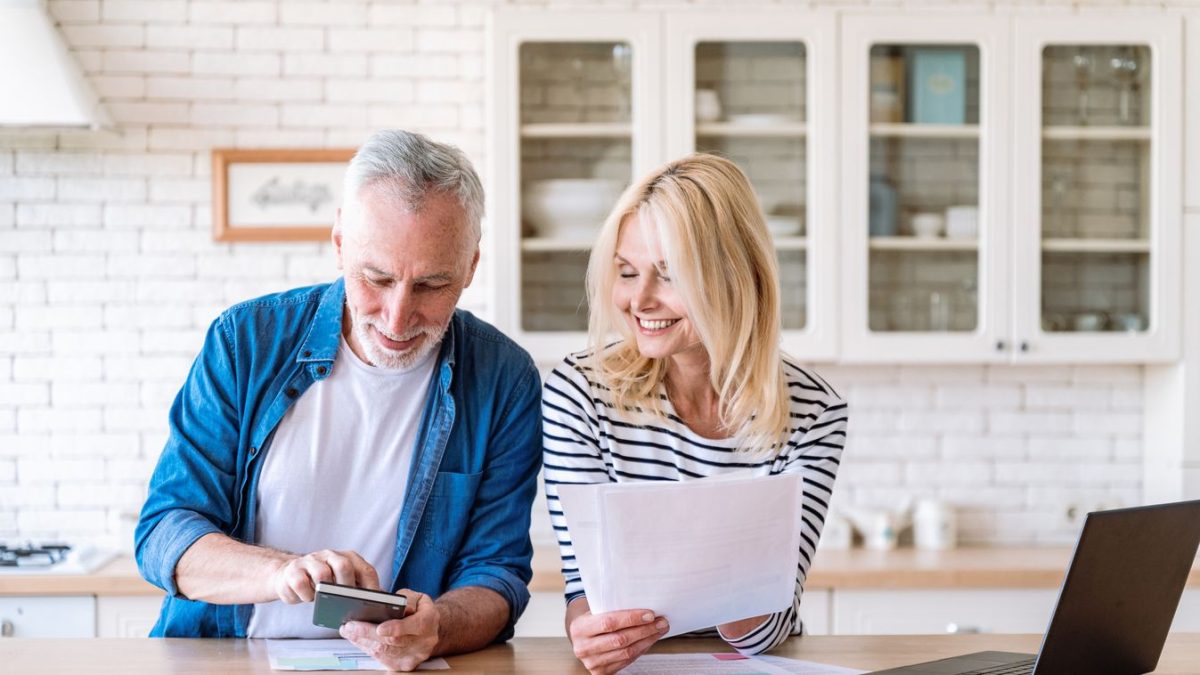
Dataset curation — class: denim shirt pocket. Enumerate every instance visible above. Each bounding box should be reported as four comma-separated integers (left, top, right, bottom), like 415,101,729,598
419,470,483,555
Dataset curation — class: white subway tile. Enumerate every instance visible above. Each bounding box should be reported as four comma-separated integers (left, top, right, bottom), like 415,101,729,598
0,256,13,280
369,5,458,27
414,28,482,54
102,0,187,22
52,330,141,356
0,329,53,355
285,53,368,78
140,380,184,409
195,254,285,279
904,461,993,486
57,177,146,203
17,254,105,279
1027,436,1111,460
106,253,197,278
0,231,52,253
1024,384,1111,409
134,280,223,304
934,383,1021,409
848,434,939,459
0,383,50,406
232,129,328,147
897,410,986,434
192,52,281,76
234,78,324,102
51,433,141,458
106,101,192,125
281,103,369,128
60,24,144,49
0,486,55,507
191,102,279,128
328,28,415,53
57,483,146,509
370,54,458,79
1073,411,1142,437
16,204,102,229
103,356,193,383
416,80,476,104
103,152,195,177
837,460,904,486
280,2,367,26
985,365,1072,383
49,1,101,23
103,204,191,229
147,177,209,204
145,76,237,101
15,306,103,330
148,128,236,151
324,79,415,104
15,152,104,176
47,280,136,304
91,75,147,99
57,128,149,152
17,508,107,534
103,407,164,432
140,230,212,253
17,408,104,434
188,1,277,24
989,410,1073,435
1072,365,1141,384
51,382,139,407
12,356,103,382
235,26,325,52
844,384,932,408
367,103,458,129
140,330,203,355
107,458,156,481
941,435,1025,460
146,26,234,50
0,178,56,200
103,49,191,74
104,304,194,329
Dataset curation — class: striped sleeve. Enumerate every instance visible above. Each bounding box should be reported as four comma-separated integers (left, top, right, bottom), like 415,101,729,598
541,357,613,604
721,393,849,655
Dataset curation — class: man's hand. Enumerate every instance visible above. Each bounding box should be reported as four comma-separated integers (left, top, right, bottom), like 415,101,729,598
568,607,669,675
269,549,381,604
340,590,439,672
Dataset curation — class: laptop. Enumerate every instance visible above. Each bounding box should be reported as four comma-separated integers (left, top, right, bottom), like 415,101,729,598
868,499,1200,675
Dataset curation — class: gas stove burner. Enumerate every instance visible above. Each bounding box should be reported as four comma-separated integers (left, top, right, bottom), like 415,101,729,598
0,542,73,567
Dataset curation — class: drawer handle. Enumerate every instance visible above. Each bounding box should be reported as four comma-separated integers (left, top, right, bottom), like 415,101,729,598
945,623,982,634
1,619,13,637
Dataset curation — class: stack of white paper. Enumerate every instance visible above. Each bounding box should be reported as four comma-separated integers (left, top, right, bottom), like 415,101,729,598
557,472,803,637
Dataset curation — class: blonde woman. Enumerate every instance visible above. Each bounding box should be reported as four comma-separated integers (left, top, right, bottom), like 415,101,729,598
542,154,848,675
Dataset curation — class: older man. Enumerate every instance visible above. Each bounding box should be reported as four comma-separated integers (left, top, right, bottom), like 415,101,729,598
136,130,542,671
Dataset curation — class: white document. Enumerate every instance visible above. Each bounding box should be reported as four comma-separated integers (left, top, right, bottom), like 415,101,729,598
264,639,449,671
557,472,803,637
621,653,866,674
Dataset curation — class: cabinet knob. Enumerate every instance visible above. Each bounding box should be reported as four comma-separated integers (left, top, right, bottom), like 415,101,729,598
994,340,1006,351
1019,341,1030,353
1,619,13,637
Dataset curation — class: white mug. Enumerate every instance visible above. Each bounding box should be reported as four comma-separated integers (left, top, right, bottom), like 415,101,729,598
913,499,957,550
911,212,945,238
695,89,722,122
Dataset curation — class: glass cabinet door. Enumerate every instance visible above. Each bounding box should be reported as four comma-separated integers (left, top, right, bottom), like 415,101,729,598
841,16,1009,362
1012,17,1181,362
518,41,634,332
490,13,662,355
665,13,836,359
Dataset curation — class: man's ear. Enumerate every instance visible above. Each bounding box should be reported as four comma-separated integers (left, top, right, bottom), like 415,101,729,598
332,208,344,271
463,248,481,288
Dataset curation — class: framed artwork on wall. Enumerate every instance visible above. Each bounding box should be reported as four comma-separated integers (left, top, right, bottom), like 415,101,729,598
211,148,356,242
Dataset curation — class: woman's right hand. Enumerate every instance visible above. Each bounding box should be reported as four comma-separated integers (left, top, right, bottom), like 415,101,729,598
567,602,670,675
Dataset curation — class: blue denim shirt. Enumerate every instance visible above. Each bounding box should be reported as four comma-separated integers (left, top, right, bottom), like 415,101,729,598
135,279,543,639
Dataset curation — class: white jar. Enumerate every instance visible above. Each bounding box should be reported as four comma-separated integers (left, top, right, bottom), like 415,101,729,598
913,499,957,550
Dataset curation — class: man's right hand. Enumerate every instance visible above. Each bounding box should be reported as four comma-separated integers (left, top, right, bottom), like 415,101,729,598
567,607,669,675
269,549,381,604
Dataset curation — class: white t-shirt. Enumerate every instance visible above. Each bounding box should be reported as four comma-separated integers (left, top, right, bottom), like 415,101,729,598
246,337,437,638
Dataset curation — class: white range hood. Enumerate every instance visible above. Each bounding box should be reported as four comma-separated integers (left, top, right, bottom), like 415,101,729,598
0,0,111,129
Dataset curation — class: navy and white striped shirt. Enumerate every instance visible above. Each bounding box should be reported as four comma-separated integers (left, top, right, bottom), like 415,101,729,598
542,351,848,655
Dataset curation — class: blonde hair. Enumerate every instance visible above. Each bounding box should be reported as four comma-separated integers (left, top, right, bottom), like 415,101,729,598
585,153,790,453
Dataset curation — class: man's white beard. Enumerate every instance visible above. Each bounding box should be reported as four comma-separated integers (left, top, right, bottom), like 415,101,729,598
350,310,446,370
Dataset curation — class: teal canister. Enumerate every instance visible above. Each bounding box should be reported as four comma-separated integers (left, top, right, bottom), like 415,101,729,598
869,172,898,236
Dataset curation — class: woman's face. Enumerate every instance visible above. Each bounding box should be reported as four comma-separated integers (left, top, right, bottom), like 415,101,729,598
611,214,704,361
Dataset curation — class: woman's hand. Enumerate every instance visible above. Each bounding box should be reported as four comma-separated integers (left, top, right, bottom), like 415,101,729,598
567,599,669,675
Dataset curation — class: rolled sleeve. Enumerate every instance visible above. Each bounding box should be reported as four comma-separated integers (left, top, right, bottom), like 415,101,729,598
138,509,223,597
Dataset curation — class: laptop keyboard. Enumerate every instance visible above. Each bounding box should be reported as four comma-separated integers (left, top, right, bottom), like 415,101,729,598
959,659,1036,675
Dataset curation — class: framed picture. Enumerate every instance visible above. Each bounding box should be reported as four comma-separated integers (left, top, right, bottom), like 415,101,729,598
211,148,356,242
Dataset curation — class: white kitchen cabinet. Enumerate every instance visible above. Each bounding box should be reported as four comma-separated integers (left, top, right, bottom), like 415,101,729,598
490,9,839,363
799,588,831,636
841,11,1182,364
831,589,1058,635
0,595,95,637
96,595,162,638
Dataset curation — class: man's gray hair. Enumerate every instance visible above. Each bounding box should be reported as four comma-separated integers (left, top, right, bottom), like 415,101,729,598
343,129,484,242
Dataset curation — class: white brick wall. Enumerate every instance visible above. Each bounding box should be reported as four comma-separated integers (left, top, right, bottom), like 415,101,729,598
0,0,1179,551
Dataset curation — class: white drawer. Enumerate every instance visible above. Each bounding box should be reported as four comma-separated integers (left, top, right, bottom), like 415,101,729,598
832,589,1057,635
0,595,96,637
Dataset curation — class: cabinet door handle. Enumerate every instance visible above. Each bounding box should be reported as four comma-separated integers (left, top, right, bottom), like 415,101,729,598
995,340,1006,351
1019,341,1030,353
945,622,982,634
1,619,13,637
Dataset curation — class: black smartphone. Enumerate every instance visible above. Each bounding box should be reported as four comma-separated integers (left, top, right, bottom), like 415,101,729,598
311,582,409,629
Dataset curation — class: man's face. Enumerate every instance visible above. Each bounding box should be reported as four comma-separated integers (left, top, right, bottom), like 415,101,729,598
334,186,479,370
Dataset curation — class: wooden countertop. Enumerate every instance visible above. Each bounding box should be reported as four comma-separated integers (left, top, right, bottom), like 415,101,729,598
7,546,1198,597
2,634,1199,673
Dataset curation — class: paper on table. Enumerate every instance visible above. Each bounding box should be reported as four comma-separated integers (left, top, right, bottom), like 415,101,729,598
620,653,866,674
557,472,803,637
265,639,449,671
